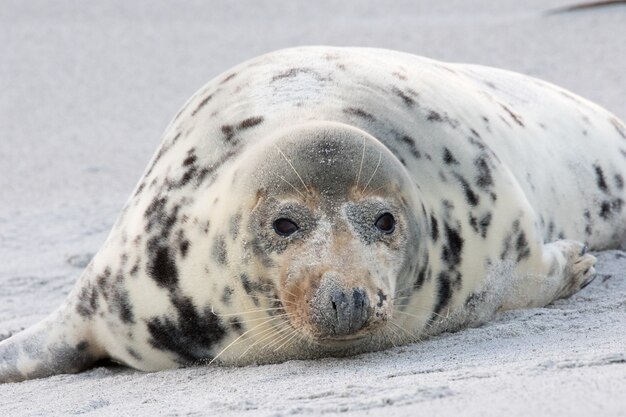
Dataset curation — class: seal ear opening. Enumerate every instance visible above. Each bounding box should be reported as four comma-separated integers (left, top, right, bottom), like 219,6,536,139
0,308,104,383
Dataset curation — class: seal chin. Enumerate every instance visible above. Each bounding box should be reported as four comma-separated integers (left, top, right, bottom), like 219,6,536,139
304,318,388,349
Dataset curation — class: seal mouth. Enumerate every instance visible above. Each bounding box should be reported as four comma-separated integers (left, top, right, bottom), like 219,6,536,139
310,331,372,347
305,317,387,346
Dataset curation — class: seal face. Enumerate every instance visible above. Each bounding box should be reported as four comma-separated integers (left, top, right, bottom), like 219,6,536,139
1,46,625,382
233,123,422,347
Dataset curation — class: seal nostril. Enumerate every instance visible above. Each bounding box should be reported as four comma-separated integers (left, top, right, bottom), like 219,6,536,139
353,288,365,309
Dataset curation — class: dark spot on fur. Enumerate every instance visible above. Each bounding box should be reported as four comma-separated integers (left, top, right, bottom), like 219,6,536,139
600,198,624,219
498,115,512,128
183,152,197,167
144,198,181,288
239,273,259,306
212,235,228,265
191,94,213,117
433,272,453,315
427,111,443,122
222,125,235,141
614,174,624,190
430,215,439,242
441,223,464,268
499,103,524,127
427,111,460,129
230,213,242,240
376,289,387,308
343,107,375,121
221,286,234,305
240,273,252,294
134,182,145,197
478,213,492,238
475,156,493,189
398,135,421,159
515,232,531,262
443,147,459,165
221,73,237,84
146,295,226,364
76,284,99,318
76,341,89,351
144,196,168,232
594,164,609,193
455,174,479,206
239,116,264,130
180,240,190,257
220,117,264,144
414,265,428,290
127,347,142,361
610,117,626,139
468,137,486,153
392,86,415,107
147,245,179,288
229,317,244,334
145,134,180,178
178,167,197,187
97,271,135,324
584,210,593,235
547,220,555,241
271,67,325,82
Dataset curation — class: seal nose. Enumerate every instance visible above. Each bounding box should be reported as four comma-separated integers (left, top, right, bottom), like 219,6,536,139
330,287,371,336
312,286,371,337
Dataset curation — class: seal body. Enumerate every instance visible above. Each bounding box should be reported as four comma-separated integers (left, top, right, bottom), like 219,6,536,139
1,47,625,382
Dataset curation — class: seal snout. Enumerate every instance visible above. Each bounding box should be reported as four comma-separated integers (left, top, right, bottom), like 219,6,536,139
313,286,371,337
308,271,385,339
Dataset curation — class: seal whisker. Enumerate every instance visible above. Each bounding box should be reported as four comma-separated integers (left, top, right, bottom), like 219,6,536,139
275,145,310,194
283,331,305,352
275,173,307,198
382,327,398,348
227,313,289,326
279,288,299,300
393,283,420,296
361,151,382,194
388,320,416,343
390,317,425,342
211,307,287,317
238,322,288,359
273,327,301,352
362,185,385,199
388,321,408,341
259,323,295,352
354,137,366,189
253,295,294,306
208,315,282,365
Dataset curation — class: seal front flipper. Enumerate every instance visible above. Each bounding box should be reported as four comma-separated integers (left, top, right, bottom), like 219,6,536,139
498,240,597,310
0,305,104,383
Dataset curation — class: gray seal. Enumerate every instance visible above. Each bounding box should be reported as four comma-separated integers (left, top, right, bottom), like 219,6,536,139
1,47,625,383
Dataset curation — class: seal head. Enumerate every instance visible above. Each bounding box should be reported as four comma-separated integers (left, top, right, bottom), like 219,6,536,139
219,121,424,350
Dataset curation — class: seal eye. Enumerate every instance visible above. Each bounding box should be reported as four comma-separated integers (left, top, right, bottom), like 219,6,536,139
375,213,395,234
273,218,299,237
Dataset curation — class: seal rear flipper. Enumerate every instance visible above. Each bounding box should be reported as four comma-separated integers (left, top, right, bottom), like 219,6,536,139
0,307,104,383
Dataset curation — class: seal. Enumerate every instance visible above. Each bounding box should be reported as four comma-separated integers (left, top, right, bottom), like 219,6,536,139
1,47,625,383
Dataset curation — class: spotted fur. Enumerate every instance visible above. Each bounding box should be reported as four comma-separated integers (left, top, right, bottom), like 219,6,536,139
1,47,625,383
